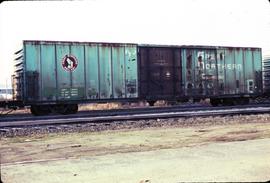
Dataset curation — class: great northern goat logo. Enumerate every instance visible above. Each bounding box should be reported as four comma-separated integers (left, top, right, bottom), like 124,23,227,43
62,55,78,72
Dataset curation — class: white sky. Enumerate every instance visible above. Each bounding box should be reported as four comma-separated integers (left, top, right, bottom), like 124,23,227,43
0,0,270,88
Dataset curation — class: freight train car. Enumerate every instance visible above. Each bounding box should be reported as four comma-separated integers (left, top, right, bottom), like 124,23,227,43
6,40,263,115
12,41,139,115
139,45,263,106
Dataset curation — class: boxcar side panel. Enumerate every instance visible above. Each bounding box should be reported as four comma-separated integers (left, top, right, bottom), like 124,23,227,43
194,49,205,95
253,49,263,93
139,46,183,99
243,49,254,93
112,46,125,98
204,49,217,96
70,44,85,99
99,46,112,99
23,41,139,104
174,49,182,96
182,49,196,96
125,45,138,98
181,49,187,95
138,48,148,97
40,44,57,100
224,49,236,94
234,49,245,93
56,44,71,100
217,49,225,95
85,44,99,99
24,43,40,101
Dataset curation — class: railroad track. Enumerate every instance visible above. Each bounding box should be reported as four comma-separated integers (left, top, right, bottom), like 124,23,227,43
1,104,270,128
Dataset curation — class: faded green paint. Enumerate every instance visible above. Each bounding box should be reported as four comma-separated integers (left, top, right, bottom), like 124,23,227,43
204,49,217,95
217,49,225,95
224,49,236,94
24,43,41,101
56,44,70,100
22,41,138,103
85,44,99,99
40,44,57,100
43,87,57,100
194,49,204,95
253,50,262,93
99,46,112,99
70,45,85,99
112,47,125,98
25,44,40,72
243,49,254,93
125,46,138,98
181,47,262,97
234,49,245,93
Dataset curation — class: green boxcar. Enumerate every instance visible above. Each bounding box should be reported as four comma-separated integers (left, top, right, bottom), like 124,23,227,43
21,41,138,104
180,46,262,98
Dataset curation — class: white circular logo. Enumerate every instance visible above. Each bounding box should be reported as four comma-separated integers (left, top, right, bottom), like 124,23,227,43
62,55,78,72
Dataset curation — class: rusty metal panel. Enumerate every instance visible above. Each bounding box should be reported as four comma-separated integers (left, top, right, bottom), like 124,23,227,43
139,47,181,99
182,49,196,96
141,47,173,96
174,49,182,95
138,48,148,96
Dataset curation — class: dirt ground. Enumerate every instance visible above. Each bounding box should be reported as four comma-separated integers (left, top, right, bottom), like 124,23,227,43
1,115,270,182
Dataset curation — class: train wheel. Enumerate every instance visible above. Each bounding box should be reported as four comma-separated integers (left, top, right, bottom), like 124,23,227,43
30,105,51,116
69,104,78,114
177,99,189,103
167,101,177,105
241,98,249,105
193,99,201,103
210,99,220,107
56,105,70,115
222,99,234,106
147,101,156,106
56,104,78,115
234,98,249,105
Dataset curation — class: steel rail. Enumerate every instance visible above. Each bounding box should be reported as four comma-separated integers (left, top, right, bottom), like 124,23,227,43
0,105,270,128
1,103,270,122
